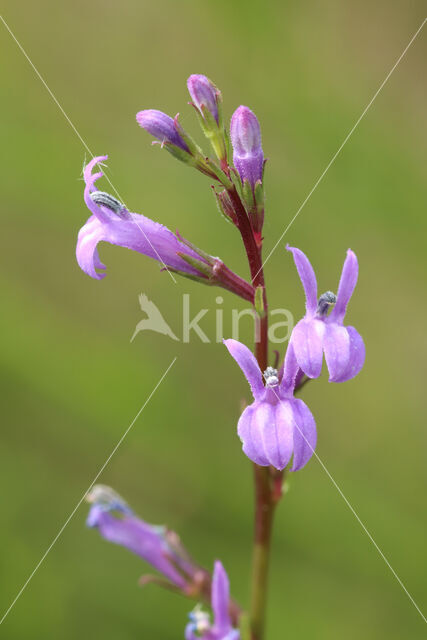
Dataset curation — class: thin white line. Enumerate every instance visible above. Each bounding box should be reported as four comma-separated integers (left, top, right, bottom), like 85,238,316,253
310,448,427,624
0,14,177,283
255,18,426,279
0,357,177,626
269,384,427,624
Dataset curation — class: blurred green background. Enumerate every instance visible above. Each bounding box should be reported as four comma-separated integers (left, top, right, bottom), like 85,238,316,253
1,1,426,638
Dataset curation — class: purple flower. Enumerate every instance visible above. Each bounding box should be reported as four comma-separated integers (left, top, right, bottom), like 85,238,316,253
187,74,219,123
230,106,264,189
288,245,365,382
86,485,198,589
76,155,210,280
224,339,316,471
136,109,190,151
185,561,240,640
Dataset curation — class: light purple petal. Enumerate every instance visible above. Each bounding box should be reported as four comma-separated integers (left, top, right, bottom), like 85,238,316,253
291,318,325,379
333,326,365,382
83,155,112,223
329,249,358,323
87,506,186,587
76,211,203,280
279,342,300,395
323,323,351,382
238,405,270,466
223,339,264,399
262,401,294,470
290,399,317,471
211,561,231,631
287,246,318,315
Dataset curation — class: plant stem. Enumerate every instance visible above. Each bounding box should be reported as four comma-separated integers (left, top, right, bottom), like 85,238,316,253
227,181,278,639
250,464,278,640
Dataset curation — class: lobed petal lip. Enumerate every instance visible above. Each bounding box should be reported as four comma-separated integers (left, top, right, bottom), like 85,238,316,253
238,405,270,467
323,322,351,382
331,325,365,382
291,318,325,379
290,399,317,471
267,402,295,470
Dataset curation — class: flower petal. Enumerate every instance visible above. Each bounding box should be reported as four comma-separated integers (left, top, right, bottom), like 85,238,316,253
290,399,317,471
87,505,186,587
279,342,300,395
83,155,112,222
323,323,351,382
76,211,203,280
261,401,294,470
290,318,325,379
287,246,318,315
329,249,358,323
223,339,264,399
211,561,231,631
238,404,269,466
333,326,365,382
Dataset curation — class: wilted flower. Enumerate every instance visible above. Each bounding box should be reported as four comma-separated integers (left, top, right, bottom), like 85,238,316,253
86,485,201,590
288,245,365,382
230,106,264,189
136,109,190,151
224,339,316,471
187,74,219,123
185,561,240,640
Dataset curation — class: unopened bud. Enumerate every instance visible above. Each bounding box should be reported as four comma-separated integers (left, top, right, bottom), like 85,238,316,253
187,74,219,123
230,105,264,189
136,109,190,152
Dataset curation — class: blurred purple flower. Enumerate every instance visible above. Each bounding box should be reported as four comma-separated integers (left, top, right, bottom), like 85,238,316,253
224,340,316,471
76,155,209,280
187,74,219,123
288,246,365,382
230,106,264,189
86,485,198,589
185,561,240,640
136,109,190,151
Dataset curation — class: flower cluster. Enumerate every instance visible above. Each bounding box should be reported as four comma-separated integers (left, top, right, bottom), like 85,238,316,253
77,72,365,638
224,245,365,471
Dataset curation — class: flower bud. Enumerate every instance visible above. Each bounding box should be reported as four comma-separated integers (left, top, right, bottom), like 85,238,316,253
187,74,219,123
136,109,190,152
230,106,264,189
